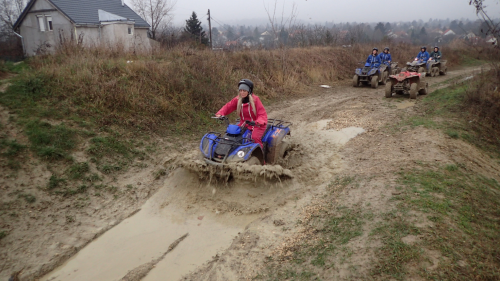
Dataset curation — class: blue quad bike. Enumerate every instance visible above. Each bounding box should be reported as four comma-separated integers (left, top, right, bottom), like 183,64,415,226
352,62,390,89
403,59,427,74
199,116,291,166
403,58,447,77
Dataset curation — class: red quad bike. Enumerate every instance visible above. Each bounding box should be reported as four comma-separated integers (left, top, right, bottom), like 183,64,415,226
385,71,429,99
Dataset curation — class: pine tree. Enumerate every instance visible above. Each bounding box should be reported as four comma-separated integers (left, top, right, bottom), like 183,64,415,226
184,11,208,45
253,27,260,41
325,30,333,45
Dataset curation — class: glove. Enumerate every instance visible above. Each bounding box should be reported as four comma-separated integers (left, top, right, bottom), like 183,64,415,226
245,121,256,126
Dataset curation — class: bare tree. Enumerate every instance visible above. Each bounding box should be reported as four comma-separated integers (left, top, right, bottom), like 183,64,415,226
0,0,26,59
263,0,298,48
469,0,499,45
132,0,177,40
0,0,26,30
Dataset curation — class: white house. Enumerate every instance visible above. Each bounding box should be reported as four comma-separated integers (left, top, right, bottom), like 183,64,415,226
443,29,456,36
13,0,156,56
486,36,498,46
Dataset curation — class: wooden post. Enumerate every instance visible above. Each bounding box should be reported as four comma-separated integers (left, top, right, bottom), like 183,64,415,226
208,9,212,48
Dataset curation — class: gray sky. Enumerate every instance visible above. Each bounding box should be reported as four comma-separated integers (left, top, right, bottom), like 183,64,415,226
126,0,500,27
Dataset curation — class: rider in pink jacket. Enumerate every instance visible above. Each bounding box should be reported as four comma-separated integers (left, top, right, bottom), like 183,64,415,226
216,79,268,148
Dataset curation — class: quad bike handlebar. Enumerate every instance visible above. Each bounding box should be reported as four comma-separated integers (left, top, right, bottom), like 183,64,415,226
212,116,256,129
212,115,230,125
245,120,256,126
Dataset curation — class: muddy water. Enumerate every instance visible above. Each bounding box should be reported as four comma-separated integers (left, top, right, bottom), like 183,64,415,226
304,120,365,144
41,119,365,281
395,100,416,109
41,169,259,281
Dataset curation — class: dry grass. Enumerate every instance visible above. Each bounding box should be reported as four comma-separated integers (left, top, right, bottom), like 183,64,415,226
0,43,479,135
465,66,500,129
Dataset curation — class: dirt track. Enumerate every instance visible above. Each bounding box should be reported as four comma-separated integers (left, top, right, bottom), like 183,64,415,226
1,65,497,281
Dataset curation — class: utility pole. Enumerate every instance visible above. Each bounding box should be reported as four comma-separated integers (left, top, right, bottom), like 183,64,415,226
207,9,212,49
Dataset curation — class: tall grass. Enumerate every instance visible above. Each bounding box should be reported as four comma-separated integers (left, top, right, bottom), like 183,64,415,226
465,66,500,128
0,43,479,134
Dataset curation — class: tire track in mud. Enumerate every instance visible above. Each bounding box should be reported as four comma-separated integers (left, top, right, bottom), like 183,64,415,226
38,66,486,281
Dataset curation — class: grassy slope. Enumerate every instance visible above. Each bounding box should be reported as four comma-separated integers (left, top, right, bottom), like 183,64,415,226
0,44,478,136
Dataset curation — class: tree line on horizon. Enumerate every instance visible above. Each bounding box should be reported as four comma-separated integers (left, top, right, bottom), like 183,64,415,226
0,0,498,58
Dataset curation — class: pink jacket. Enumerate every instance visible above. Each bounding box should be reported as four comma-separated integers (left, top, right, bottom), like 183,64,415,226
216,95,268,129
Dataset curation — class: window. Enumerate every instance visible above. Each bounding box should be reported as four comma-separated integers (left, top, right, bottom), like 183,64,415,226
128,27,133,35
46,16,53,31
37,15,45,32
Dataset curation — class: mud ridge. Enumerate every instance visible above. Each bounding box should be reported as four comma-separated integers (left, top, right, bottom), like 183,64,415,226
120,233,189,281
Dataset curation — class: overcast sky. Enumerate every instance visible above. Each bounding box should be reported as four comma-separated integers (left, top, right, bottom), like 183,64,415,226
126,0,500,27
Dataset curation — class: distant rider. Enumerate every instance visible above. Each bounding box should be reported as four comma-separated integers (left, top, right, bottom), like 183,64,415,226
366,47,381,67
415,46,430,63
378,46,392,73
215,79,268,149
429,46,442,62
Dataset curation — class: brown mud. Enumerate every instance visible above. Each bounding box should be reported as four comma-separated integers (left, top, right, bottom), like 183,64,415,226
0,65,493,281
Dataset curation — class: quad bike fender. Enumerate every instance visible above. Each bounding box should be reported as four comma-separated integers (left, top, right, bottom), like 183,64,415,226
225,143,263,163
200,133,219,159
263,126,291,164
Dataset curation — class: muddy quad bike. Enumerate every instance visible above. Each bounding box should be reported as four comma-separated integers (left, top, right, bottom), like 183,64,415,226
200,116,291,166
352,62,389,89
402,58,427,74
426,58,447,77
385,71,428,99
390,62,400,75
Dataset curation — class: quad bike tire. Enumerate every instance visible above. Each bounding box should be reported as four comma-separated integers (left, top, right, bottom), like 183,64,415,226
353,75,360,87
280,140,289,158
385,83,393,98
246,156,261,166
431,67,439,77
419,83,428,95
440,67,447,75
380,71,388,85
418,67,425,74
409,83,418,99
371,75,378,89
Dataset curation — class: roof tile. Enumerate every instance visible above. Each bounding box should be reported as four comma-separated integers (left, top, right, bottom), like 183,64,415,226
49,0,150,27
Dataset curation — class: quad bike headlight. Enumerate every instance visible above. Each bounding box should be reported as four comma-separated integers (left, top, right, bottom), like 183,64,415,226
237,151,245,158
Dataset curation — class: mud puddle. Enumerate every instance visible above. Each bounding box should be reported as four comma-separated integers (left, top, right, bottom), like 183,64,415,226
395,100,416,109
41,169,263,281
40,119,364,281
306,119,365,144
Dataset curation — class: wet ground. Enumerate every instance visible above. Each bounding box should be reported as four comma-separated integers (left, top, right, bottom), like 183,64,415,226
0,66,489,281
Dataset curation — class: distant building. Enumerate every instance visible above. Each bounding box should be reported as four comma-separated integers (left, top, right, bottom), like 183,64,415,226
386,31,398,39
13,0,156,56
466,32,476,39
486,36,498,46
443,29,456,36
